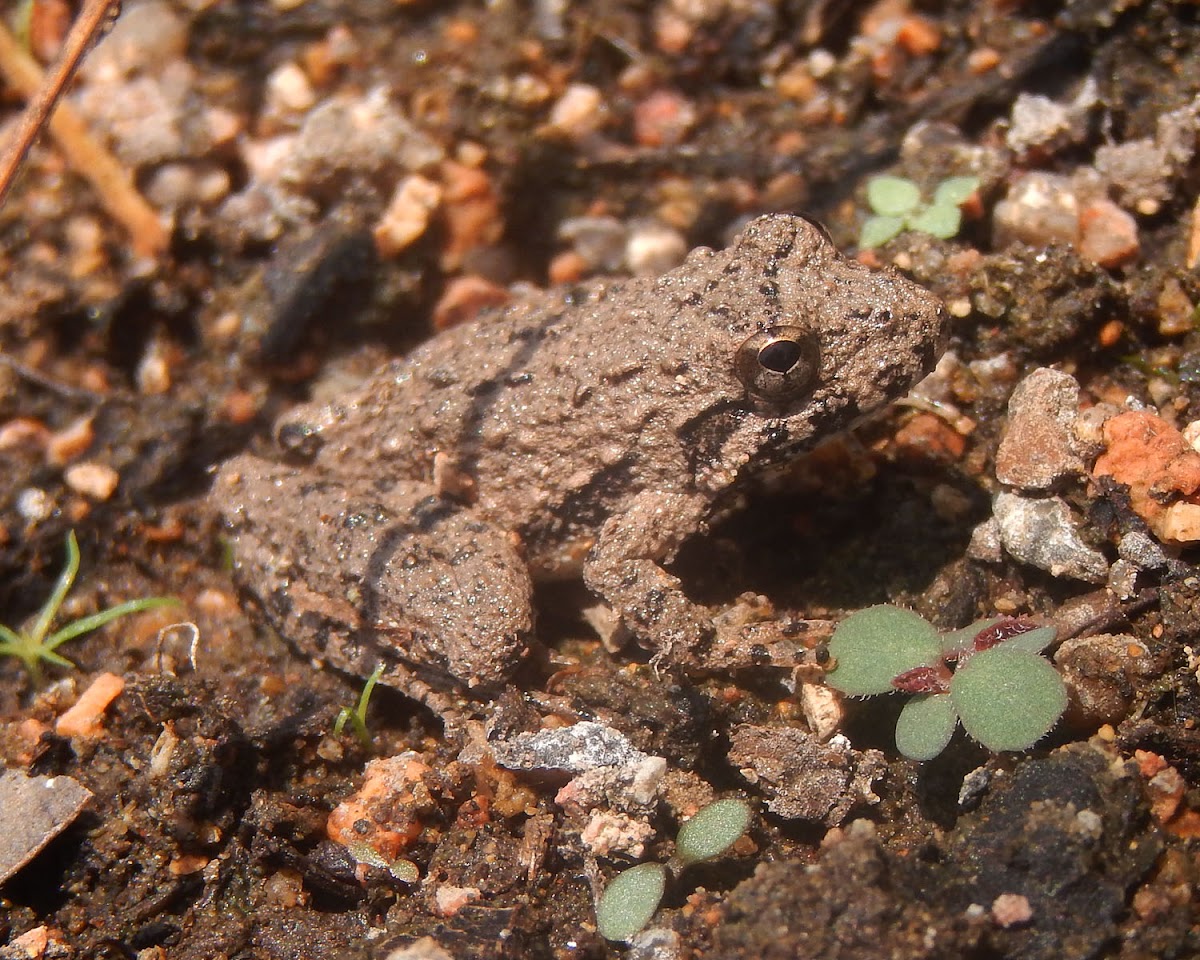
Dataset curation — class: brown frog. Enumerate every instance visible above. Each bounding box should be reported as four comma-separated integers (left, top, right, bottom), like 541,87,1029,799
215,215,947,707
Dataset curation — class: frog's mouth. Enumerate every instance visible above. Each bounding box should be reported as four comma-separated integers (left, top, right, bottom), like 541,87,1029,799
677,388,860,491
750,388,868,465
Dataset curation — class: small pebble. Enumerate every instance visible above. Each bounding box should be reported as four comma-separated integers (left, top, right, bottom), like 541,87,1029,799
1107,558,1139,599
64,462,120,501
431,275,509,331
384,938,456,960
136,339,173,395
16,487,54,523
56,672,126,738
1156,278,1195,337
957,767,992,809
0,418,50,450
558,215,627,272
1189,195,1200,269
433,885,481,918
491,721,649,773
326,753,437,862
895,16,941,55
266,61,317,115
1156,501,1200,542
628,928,682,960
547,84,605,140
993,172,1078,248
1117,530,1168,570
374,174,442,258
47,415,95,466
580,810,656,858
278,88,445,188
892,411,966,464
1004,83,1095,158
799,682,843,741
991,893,1033,928
80,0,188,78
633,89,696,148
1056,633,1154,728
1094,138,1172,214
967,515,1004,563
624,221,687,275
532,0,567,41
262,869,308,907
1077,199,1139,268
438,160,503,270
995,368,1085,491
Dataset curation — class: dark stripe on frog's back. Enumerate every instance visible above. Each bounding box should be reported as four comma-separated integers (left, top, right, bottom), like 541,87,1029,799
448,284,602,477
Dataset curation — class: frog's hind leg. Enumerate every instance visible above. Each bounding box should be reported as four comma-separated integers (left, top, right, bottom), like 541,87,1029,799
353,480,536,692
218,461,534,709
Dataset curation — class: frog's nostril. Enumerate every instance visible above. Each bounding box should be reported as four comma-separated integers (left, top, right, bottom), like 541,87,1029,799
758,339,803,373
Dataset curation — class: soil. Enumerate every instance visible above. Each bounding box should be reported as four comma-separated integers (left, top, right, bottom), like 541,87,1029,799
2,1,1200,958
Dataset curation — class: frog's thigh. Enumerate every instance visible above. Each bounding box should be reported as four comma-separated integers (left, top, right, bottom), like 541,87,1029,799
360,482,534,687
582,490,713,662
227,466,533,689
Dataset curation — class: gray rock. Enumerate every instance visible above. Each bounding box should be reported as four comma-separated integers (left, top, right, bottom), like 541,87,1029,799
1117,530,1168,570
490,721,649,773
993,491,1109,583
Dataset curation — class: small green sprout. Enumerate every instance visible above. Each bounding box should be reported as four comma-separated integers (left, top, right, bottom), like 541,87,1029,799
0,531,179,685
859,175,980,248
343,840,419,883
333,663,385,747
596,863,667,943
825,605,1067,761
596,797,753,942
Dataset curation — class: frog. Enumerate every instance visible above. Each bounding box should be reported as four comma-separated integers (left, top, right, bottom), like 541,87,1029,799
214,214,948,710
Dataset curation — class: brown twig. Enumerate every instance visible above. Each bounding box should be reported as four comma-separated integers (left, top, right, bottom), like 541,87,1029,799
0,0,168,257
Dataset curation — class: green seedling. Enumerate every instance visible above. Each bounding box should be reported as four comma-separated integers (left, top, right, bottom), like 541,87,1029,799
333,663,385,747
343,840,419,884
0,531,179,685
859,174,980,248
596,797,752,942
825,605,1067,761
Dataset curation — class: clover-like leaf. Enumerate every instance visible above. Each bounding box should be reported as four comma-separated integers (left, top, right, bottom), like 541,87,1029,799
895,693,959,761
596,862,667,942
933,175,980,207
858,214,906,249
991,624,1056,654
950,646,1067,753
826,605,942,696
907,202,962,240
866,176,921,216
675,798,752,867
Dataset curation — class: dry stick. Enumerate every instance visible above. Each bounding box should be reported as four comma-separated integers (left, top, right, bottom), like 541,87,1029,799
0,1,168,257
0,0,117,206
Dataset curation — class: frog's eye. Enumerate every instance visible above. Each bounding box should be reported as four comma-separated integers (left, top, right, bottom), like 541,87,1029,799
734,325,820,401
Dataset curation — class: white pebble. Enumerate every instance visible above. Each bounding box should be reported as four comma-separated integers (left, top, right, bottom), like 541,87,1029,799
64,463,120,501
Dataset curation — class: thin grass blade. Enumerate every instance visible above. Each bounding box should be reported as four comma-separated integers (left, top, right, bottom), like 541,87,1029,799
28,531,80,645
44,596,179,651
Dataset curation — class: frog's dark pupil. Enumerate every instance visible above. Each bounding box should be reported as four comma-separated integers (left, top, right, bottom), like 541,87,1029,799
758,339,802,373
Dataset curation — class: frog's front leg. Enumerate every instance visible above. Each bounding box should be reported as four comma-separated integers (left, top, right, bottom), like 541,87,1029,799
582,490,717,666
582,490,835,675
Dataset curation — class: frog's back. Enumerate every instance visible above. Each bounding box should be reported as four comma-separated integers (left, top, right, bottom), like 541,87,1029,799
282,249,729,510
